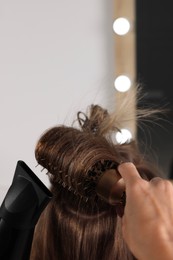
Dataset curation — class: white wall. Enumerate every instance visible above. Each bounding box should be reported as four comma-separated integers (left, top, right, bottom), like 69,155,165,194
0,0,115,201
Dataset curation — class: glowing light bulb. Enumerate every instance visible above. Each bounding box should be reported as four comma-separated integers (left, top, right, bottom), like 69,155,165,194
116,129,132,144
114,75,131,92
113,18,130,36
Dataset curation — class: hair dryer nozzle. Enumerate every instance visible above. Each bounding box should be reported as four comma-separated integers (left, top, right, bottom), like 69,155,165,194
0,160,52,260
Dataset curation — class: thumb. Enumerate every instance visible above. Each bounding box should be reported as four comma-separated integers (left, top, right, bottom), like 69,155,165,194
118,163,142,187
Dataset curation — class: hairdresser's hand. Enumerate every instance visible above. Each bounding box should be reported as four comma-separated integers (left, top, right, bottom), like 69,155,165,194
118,162,173,260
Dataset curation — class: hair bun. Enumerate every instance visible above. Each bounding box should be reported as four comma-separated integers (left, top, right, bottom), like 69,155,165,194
77,105,109,135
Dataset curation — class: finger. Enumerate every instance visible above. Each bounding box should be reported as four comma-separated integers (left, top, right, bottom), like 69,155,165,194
150,177,170,191
118,162,142,186
150,177,163,185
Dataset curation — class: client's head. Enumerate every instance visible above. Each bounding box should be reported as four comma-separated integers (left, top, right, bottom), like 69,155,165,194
31,103,158,260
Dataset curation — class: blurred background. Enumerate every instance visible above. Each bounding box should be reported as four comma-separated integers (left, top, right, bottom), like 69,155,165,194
136,1,173,178
0,0,173,201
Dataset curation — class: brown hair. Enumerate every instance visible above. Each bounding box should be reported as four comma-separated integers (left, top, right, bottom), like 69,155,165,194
30,103,159,260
